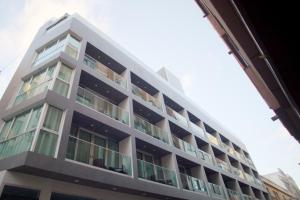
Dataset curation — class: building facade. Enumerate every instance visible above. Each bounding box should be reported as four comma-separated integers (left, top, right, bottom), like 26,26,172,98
264,170,300,200
262,176,297,200
0,14,268,200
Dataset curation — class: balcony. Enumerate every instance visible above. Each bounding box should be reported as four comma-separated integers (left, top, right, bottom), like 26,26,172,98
134,115,169,144
132,84,162,111
137,159,177,187
242,194,253,200
83,54,127,89
254,178,263,187
215,158,231,173
180,173,207,193
166,106,188,128
66,135,132,175
235,151,246,161
246,157,255,167
231,166,245,180
172,135,197,157
13,79,53,106
198,149,214,166
76,87,129,125
190,122,206,139
222,143,236,157
0,131,35,159
244,173,255,183
227,188,243,200
207,134,219,146
208,183,226,199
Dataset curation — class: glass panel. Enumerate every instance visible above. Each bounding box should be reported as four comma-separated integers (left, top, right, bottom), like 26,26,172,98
76,87,129,125
131,84,162,110
166,106,188,127
26,106,42,131
137,159,177,187
58,64,72,82
9,111,30,138
0,120,13,141
43,106,63,132
53,79,69,97
67,135,132,175
180,173,207,193
76,130,91,164
83,55,127,89
34,130,58,156
133,115,169,144
0,131,35,159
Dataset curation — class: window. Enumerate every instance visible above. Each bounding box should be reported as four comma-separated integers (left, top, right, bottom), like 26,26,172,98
0,106,42,159
14,65,56,105
13,62,73,106
52,63,73,97
33,34,81,67
34,105,63,157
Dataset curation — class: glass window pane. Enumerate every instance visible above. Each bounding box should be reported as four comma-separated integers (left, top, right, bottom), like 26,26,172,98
0,120,13,141
43,106,62,132
58,64,72,82
9,111,30,138
26,106,42,131
68,35,81,48
19,79,31,95
53,79,69,97
31,70,46,86
45,65,56,80
34,130,58,156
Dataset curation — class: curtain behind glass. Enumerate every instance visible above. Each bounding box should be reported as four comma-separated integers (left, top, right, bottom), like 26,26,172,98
43,106,62,131
35,130,58,156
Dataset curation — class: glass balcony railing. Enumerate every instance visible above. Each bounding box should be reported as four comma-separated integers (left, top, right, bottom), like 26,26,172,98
0,131,35,159
76,87,129,125
13,79,53,106
137,159,177,187
227,188,243,200
242,194,253,200
244,173,255,183
235,151,246,161
207,134,219,146
132,84,162,111
190,122,206,139
198,149,214,166
246,157,255,167
66,136,132,176
215,158,231,173
222,143,236,157
133,115,169,144
180,173,207,193
231,166,245,180
166,106,188,128
208,183,226,199
172,135,197,157
254,177,263,186
83,54,127,89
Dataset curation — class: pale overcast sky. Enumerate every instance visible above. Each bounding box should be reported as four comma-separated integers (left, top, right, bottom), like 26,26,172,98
0,0,299,186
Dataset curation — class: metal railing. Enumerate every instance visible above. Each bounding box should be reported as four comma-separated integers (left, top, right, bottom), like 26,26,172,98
76,87,129,125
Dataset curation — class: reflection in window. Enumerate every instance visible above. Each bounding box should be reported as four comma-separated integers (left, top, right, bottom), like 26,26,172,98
35,105,63,156
33,34,81,67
